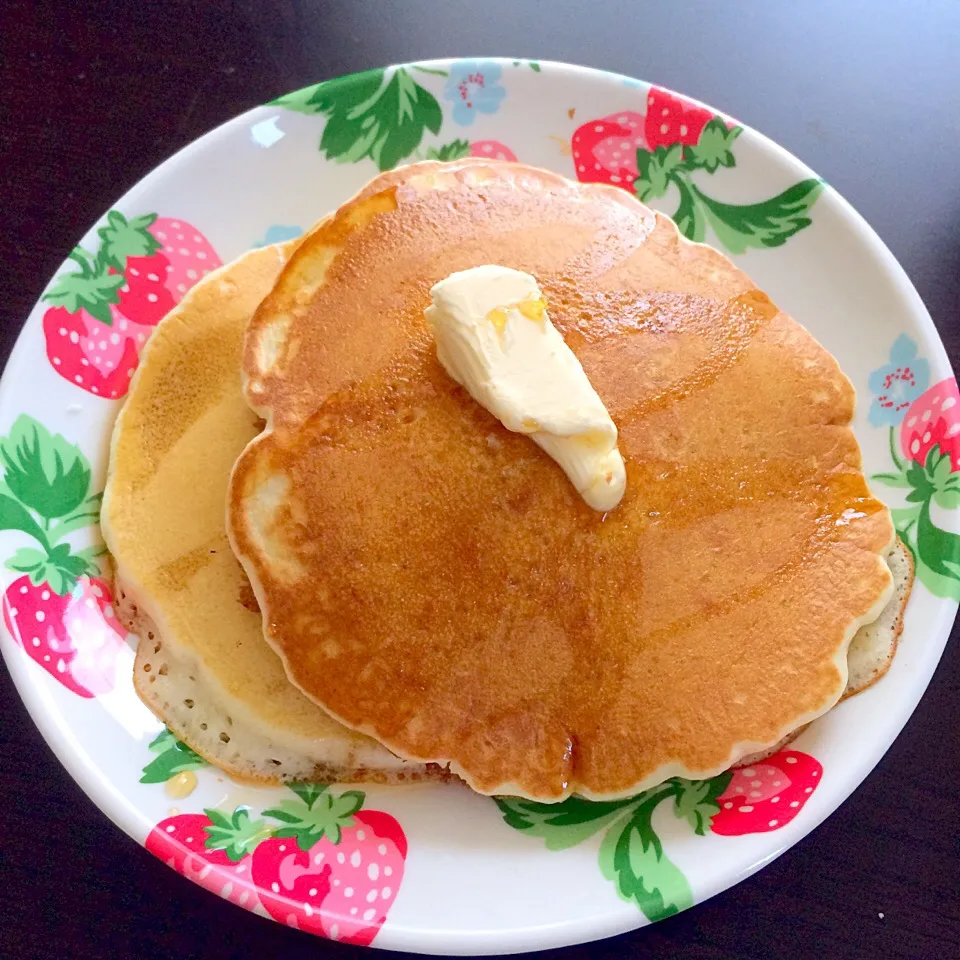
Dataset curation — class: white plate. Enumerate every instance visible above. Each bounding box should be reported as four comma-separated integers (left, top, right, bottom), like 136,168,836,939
1,59,957,955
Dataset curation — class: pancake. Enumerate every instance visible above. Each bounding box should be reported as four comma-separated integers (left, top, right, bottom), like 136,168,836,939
844,536,912,697
734,536,913,767
228,161,897,802
101,240,450,785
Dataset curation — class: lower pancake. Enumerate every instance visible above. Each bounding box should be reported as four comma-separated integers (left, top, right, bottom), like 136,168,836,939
229,161,898,801
844,536,912,698
101,241,448,784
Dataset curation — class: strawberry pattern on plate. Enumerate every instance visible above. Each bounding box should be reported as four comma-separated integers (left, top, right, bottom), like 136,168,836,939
571,86,823,253
869,337,960,601
496,749,823,923
146,783,406,946
0,415,125,697
41,212,220,398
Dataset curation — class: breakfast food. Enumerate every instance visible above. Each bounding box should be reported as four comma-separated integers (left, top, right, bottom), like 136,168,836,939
227,160,902,801
101,159,913,799
101,240,447,784
425,265,627,511
844,536,912,696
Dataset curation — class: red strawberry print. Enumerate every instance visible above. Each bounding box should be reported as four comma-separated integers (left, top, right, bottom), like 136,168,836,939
149,784,408,944
98,212,222,326
41,304,144,399
644,87,714,152
252,786,406,944
3,574,125,698
145,812,261,909
711,750,822,836
41,211,221,399
901,378,960,472
469,139,517,162
571,111,647,188
0,415,126,697
571,89,718,193
885,374,960,600
111,252,175,327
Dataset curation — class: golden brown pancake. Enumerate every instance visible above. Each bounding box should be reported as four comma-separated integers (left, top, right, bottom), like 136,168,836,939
101,240,449,784
229,161,896,801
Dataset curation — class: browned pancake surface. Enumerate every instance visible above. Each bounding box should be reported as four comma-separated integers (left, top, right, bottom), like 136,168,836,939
230,162,893,800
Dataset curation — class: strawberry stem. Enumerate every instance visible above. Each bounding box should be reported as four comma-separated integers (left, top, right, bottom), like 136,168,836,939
889,425,904,472
7,514,52,556
67,248,98,276
47,493,103,545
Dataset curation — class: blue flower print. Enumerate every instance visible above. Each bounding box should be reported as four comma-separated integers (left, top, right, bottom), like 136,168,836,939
444,61,506,126
253,224,303,249
868,334,930,426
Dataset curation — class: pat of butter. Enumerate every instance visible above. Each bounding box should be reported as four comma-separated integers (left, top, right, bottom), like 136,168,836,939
424,265,626,512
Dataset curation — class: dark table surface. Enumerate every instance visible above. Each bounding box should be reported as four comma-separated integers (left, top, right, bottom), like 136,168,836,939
2,2,959,959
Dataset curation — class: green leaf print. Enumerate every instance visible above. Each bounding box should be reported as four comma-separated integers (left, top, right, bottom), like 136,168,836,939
872,471,913,489
47,493,103,541
672,177,706,244
0,494,49,549
494,793,640,851
140,729,209,783
5,547,49,579
914,556,960,602
496,779,709,920
42,248,125,326
0,415,92,521
273,68,383,115
264,785,364,848
18,542,96,595
634,144,685,203
273,67,443,171
203,807,272,862
599,795,693,922
673,774,731,835
690,179,824,254
875,437,960,601
683,118,741,173
96,211,162,271
0,414,103,597
935,488,960,510
915,500,960,600
926,450,960,510
634,119,823,253
426,139,472,162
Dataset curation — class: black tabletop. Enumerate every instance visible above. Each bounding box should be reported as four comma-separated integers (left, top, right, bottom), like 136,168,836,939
3,3,959,959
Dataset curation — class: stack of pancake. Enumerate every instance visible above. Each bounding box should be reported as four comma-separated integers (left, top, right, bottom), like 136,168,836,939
102,159,912,800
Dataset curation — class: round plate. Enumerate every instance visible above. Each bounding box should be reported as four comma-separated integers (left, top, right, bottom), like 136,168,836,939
1,60,957,955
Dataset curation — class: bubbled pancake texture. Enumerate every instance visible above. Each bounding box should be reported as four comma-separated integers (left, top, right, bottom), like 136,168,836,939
229,162,896,801
102,241,444,785
844,536,913,698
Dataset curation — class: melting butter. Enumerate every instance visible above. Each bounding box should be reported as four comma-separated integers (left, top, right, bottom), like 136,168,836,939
425,265,626,512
